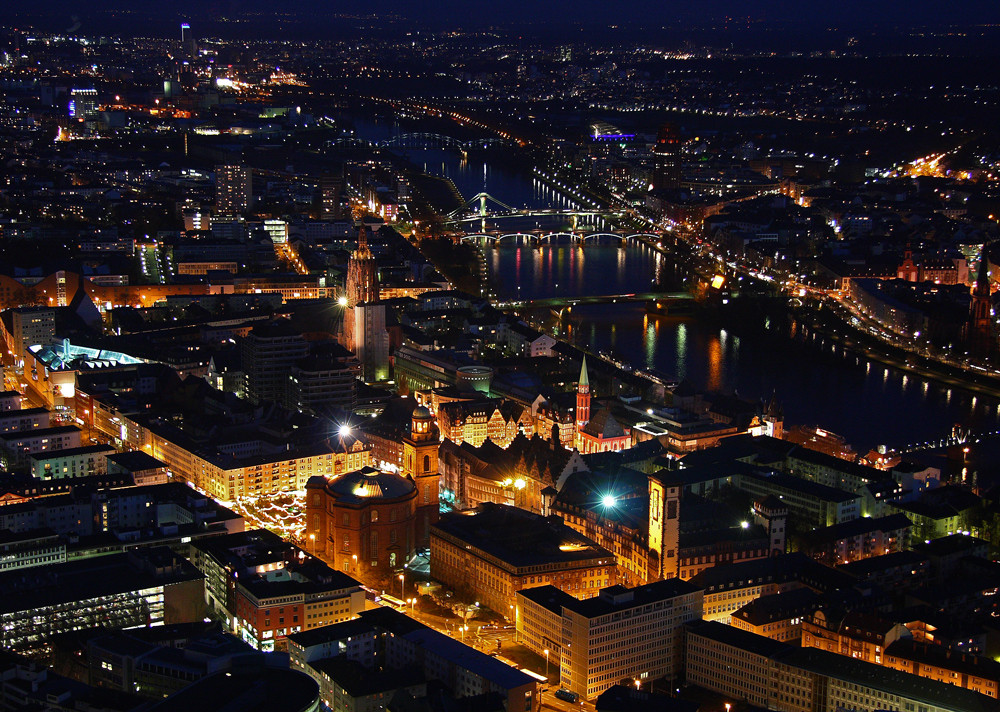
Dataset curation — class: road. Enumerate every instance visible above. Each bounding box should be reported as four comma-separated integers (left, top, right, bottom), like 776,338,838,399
370,599,600,709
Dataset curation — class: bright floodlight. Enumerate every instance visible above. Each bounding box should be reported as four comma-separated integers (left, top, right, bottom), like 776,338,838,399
338,424,352,437
740,520,750,529
337,295,348,306
602,495,616,508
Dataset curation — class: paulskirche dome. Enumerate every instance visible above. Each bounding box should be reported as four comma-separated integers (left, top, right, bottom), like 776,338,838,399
327,465,415,502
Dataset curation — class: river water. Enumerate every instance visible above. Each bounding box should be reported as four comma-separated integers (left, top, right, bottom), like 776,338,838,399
353,115,1000,454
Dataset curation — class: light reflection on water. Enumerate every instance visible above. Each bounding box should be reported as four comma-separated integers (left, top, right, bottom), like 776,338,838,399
348,120,1000,455
489,243,998,451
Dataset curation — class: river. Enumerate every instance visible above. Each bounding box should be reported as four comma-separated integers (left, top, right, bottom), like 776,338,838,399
351,114,1000,455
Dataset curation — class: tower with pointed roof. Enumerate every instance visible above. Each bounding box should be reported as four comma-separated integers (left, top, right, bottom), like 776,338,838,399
342,224,385,370
968,255,994,355
345,223,379,307
576,356,591,433
763,392,784,439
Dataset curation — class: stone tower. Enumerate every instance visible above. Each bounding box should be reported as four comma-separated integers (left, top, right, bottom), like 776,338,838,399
968,255,994,355
647,473,681,580
403,405,440,548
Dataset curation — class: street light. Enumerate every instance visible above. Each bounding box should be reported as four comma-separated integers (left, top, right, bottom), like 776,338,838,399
398,571,405,600
544,649,549,680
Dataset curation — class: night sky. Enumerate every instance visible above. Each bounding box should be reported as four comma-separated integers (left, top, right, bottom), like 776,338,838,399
4,0,1000,30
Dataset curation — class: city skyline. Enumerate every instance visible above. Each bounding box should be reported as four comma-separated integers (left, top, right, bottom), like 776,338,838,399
0,6,998,712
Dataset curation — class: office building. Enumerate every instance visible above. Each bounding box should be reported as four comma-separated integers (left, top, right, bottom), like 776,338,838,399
287,346,360,414
241,319,310,405
191,529,365,653
9,306,55,361
685,620,996,712
430,503,616,615
0,548,205,656
518,580,703,700
69,88,99,121
215,163,252,216
650,123,681,191
288,607,536,712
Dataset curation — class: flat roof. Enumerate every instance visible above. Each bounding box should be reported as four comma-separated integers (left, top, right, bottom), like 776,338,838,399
775,647,998,712
28,444,116,461
106,450,168,471
516,585,579,616
145,668,319,712
0,549,203,614
562,579,702,619
686,619,792,658
431,503,613,570
0,425,80,441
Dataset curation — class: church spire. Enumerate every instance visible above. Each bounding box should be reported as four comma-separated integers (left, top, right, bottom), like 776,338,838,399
576,356,591,433
968,249,994,355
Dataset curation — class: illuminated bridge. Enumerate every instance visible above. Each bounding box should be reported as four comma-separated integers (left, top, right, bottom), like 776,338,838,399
497,291,692,310
460,230,663,245
445,192,619,231
328,133,511,150
897,424,1000,455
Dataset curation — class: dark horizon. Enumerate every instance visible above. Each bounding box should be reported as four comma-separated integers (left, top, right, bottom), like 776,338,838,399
4,0,1000,37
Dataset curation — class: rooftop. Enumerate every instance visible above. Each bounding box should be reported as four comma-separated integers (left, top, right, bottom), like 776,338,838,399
431,503,614,570
145,668,319,712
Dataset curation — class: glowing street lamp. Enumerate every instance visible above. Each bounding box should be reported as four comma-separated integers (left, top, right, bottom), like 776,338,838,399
544,648,549,679
601,494,616,508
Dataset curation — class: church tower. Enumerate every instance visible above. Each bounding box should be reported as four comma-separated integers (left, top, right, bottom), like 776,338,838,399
342,223,381,353
968,255,994,355
576,356,591,432
403,405,440,548
345,223,379,306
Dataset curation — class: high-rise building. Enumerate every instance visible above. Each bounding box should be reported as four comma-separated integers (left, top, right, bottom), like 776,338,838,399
10,307,55,361
241,320,309,405
286,346,360,414
215,163,252,216
68,88,98,121
650,123,681,192
319,175,343,220
402,405,440,548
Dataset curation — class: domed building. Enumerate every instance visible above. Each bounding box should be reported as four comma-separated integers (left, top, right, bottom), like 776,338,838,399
305,466,417,586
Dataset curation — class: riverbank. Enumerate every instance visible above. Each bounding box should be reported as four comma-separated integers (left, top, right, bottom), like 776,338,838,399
800,301,1000,400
